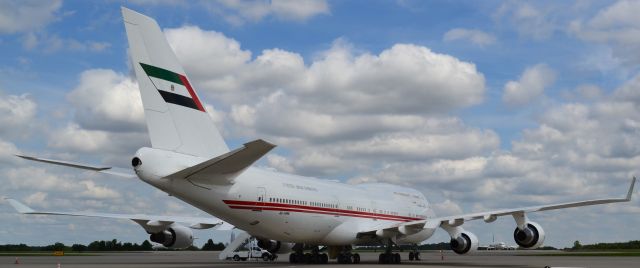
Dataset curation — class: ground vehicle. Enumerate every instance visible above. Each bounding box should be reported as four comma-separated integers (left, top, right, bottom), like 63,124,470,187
228,246,276,261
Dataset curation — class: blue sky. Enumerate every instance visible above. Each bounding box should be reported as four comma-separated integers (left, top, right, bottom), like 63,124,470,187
1,0,640,249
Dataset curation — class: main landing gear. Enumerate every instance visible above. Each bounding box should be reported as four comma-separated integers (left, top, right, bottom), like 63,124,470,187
288,244,329,264
336,246,360,264
408,245,421,261
378,239,401,264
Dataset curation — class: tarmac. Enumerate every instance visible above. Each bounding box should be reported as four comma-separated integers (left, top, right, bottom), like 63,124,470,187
1,250,639,268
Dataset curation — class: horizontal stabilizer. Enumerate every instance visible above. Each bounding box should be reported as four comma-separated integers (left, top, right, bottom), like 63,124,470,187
16,155,135,178
168,139,275,185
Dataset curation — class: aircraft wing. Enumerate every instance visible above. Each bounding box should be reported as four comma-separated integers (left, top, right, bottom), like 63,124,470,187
5,198,233,231
358,177,635,238
15,154,136,179
434,176,635,226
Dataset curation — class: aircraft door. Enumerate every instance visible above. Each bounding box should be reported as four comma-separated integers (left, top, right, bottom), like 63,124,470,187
256,187,266,211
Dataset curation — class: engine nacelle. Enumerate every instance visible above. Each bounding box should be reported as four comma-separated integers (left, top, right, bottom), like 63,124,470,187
513,221,545,249
257,239,294,254
450,231,479,254
149,224,193,249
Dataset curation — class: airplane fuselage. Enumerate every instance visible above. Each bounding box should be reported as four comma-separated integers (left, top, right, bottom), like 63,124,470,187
134,147,437,245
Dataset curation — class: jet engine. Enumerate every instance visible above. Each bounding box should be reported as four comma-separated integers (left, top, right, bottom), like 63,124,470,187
257,239,294,254
149,224,193,249
513,221,545,249
450,231,479,254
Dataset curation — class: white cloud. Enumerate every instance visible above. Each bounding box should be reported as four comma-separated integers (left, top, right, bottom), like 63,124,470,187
48,123,109,153
341,72,640,217
128,0,184,5
0,139,20,163
299,42,486,114
209,0,329,25
67,69,144,132
161,26,491,178
0,0,61,34
166,26,486,115
266,154,295,173
493,2,556,40
24,192,48,207
22,32,38,49
23,33,111,53
6,167,81,192
270,0,330,21
0,93,37,138
77,180,121,199
432,199,463,216
502,64,555,106
339,129,499,161
46,122,148,160
165,26,251,82
569,1,640,65
443,28,496,47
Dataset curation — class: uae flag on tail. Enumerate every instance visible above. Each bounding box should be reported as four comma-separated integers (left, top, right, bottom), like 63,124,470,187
140,63,205,112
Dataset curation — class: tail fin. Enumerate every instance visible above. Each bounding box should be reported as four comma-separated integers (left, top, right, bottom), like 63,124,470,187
122,7,228,157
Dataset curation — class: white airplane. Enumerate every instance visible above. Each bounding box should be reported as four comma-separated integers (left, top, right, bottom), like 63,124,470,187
5,7,636,265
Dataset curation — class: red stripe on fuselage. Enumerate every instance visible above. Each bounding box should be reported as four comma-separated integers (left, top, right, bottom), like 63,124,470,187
222,200,423,222
178,75,205,112
228,205,410,222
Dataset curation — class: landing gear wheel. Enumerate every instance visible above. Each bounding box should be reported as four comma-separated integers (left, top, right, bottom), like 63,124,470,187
295,254,304,263
233,255,240,261
394,253,401,264
289,253,296,263
321,253,328,264
379,253,393,264
409,252,414,261
353,253,361,264
262,253,270,261
304,253,312,264
415,252,421,261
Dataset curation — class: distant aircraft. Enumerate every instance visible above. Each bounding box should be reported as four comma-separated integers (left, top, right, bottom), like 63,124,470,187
6,7,636,265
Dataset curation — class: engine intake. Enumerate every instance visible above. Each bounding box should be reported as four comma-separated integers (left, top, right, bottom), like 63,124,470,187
149,224,193,249
257,239,293,254
513,221,545,249
450,232,478,254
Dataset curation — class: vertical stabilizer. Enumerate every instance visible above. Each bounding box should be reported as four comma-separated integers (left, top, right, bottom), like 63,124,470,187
122,7,229,157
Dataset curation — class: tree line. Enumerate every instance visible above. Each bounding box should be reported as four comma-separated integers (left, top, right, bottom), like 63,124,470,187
572,240,640,250
0,239,226,252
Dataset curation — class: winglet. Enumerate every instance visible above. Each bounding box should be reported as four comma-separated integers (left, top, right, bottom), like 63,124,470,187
626,177,636,201
5,198,35,214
